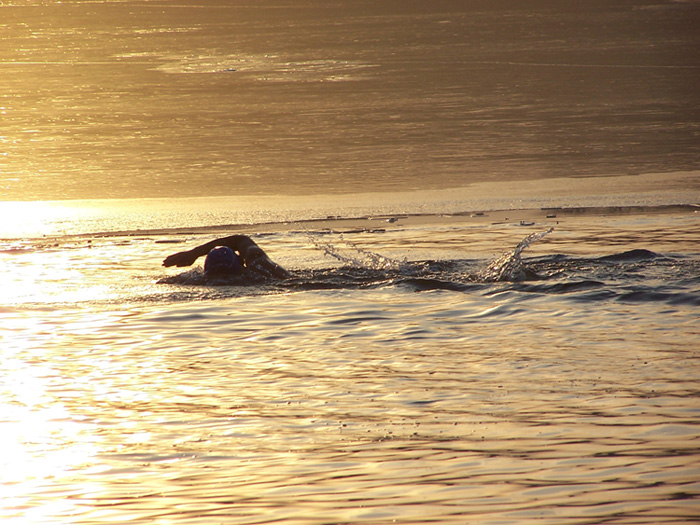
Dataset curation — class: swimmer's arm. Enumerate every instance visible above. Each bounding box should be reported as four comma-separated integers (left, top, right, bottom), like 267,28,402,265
162,235,251,267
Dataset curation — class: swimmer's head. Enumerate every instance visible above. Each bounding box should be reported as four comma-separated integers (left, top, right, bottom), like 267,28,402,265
204,246,243,275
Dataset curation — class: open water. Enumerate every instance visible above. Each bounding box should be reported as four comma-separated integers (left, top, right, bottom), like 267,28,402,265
2,0,699,199
2,0,700,523
1,201,699,524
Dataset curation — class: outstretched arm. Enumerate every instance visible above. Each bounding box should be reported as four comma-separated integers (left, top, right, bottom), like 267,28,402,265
162,234,290,279
162,235,250,268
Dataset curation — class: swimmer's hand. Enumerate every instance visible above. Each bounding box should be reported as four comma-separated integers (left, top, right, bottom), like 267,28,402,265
163,250,199,267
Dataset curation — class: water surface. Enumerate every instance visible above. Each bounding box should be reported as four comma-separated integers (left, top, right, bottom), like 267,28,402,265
1,204,699,524
2,0,699,199
2,0,700,522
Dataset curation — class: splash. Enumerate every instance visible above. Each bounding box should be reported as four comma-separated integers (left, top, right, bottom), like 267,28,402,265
307,232,405,271
479,228,554,282
159,229,554,290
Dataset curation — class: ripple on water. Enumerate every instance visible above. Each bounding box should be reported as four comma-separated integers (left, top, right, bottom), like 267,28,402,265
2,221,700,523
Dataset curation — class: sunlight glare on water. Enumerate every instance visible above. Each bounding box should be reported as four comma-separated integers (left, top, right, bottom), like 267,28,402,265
1,209,699,524
2,286,700,523
1,346,102,524
1,0,699,521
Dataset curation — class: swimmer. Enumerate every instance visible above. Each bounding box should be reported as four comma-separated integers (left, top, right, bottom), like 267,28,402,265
163,234,290,279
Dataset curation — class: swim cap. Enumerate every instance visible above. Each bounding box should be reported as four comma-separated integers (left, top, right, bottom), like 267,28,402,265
204,246,243,275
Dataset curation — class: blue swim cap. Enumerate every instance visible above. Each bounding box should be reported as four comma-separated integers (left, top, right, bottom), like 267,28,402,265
204,246,243,275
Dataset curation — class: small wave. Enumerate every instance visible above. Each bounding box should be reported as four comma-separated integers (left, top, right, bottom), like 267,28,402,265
158,267,266,287
616,289,700,306
396,278,479,293
507,280,607,296
598,249,662,262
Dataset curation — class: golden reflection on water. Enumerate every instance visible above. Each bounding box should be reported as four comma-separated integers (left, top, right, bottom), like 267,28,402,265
0,202,81,239
0,245,112,306
1,351,101,523
2,283,699,523
1,212,699,523
2,0,699,200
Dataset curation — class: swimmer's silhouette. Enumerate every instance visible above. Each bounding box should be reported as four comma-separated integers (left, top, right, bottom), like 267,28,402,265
163,234,289,279
163,228,553,284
